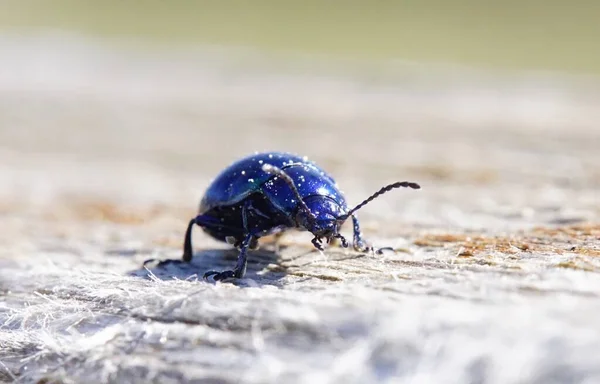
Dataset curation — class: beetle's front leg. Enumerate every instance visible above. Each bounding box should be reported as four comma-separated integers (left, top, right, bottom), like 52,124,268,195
351,214,373,252
333,233,349,248
351,215,395,255
311,236,324,251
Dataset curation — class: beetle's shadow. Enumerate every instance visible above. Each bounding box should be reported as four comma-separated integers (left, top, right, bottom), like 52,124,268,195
127,246,295,285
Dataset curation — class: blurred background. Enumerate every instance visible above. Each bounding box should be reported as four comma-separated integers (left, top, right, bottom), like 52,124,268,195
2,0,600,73
1,1,600,383
1,0,598,226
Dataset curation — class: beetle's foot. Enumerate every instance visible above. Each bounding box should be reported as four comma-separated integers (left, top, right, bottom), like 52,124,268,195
203,269,238,281
353,241,374,254
311,236,325,251
353,241,396,255
375,246,396,255
333,234,349,248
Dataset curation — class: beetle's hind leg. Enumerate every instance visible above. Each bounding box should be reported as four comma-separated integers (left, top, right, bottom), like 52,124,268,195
182,217,197,262
142,217,197,267
180,214,228,262
351,214,394,255
143,215,217,267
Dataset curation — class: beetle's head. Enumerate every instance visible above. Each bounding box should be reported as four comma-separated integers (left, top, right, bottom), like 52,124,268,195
297,196,348,247
261,162,421,252
297,181,422,250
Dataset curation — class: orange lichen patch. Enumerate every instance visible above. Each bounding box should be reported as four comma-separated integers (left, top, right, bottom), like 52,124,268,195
41,197,191,225
415,223,600,259
555,259,597,272
413,234,468,247
456,249,475,257
73,202,154,224
460,237,533,257
571,248,600,257
531,223,600,239
414,233,538,257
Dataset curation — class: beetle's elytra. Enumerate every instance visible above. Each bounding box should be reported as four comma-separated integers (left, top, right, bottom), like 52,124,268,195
180,152,420,281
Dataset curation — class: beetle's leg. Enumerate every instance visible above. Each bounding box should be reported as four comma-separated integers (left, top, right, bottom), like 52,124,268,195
351,214,374,253
182,218,197,262
144,217,196,266
181,214,226,262
204,200,254,281
145,214,237,268
333,233,349,248
311,236,324,251
203,232,254,281
351,214,396,254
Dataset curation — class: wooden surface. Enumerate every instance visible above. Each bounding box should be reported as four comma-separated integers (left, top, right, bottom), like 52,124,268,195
1,35,600,383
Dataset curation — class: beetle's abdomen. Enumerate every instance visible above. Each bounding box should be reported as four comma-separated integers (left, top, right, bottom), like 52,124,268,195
200,152,309,213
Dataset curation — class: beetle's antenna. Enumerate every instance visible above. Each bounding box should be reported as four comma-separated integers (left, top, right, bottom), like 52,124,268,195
262,163,317,223
338,181,420,221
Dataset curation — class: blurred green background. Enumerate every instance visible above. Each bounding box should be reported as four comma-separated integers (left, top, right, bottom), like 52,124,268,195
1,0,599,74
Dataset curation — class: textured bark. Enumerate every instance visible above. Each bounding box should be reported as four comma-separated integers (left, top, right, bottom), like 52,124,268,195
1,35,599,384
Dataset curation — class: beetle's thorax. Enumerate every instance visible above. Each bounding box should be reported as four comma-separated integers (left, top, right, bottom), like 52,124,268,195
295,195,347,238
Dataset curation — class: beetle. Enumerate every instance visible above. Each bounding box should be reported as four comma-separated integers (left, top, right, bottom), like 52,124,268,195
176,152,420,281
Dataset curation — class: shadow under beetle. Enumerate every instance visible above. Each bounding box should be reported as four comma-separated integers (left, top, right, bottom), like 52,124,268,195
180,152,420,281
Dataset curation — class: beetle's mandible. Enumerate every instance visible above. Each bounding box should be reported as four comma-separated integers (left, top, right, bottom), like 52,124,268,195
178,152,420,281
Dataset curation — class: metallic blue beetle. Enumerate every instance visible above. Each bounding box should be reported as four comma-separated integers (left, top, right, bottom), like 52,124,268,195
181,152,420,281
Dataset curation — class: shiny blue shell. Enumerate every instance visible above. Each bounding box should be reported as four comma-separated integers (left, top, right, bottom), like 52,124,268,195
199,152,348,214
